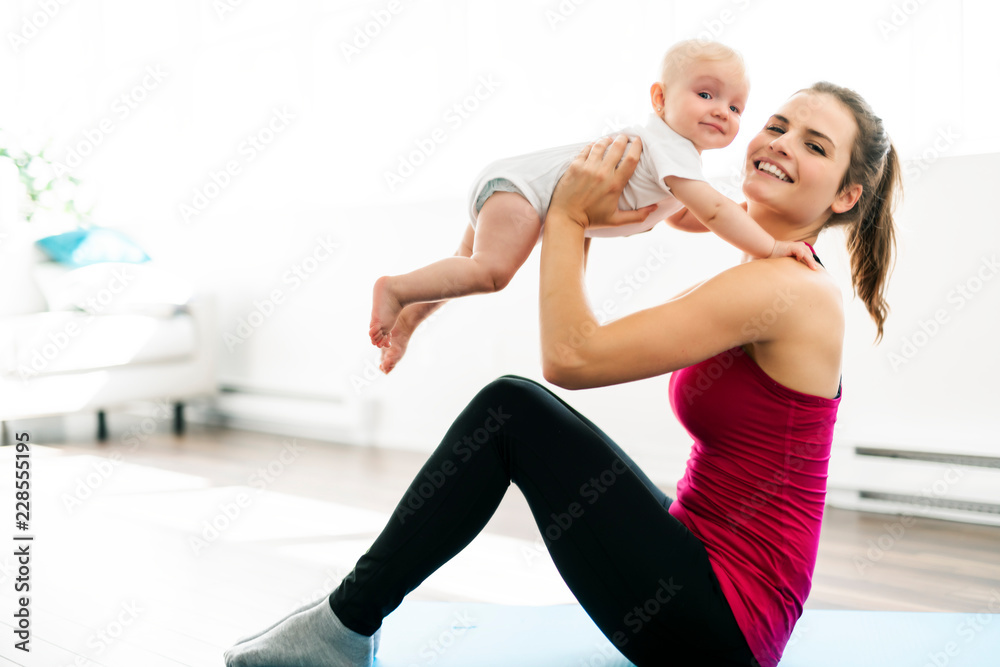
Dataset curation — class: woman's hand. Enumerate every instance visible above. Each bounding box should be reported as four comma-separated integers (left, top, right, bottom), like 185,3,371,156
549,134,658,231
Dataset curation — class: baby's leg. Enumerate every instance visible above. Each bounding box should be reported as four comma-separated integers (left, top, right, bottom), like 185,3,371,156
378,222,474,374
369,192,541,347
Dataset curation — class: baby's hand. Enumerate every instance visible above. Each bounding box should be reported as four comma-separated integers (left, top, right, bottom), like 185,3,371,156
770,240,822,271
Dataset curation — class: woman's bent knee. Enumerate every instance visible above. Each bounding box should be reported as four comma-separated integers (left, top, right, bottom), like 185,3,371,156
493,374,550,393
472,376,546,412
488,374,549,394
468,376,563,429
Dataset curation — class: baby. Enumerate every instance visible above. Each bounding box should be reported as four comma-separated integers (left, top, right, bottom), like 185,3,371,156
369,40,818,373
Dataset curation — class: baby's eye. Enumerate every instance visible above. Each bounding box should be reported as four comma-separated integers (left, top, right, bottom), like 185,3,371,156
730,105,741,114
698,92,711,100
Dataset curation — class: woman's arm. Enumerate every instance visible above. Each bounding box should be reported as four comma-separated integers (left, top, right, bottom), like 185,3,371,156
539,135,831,390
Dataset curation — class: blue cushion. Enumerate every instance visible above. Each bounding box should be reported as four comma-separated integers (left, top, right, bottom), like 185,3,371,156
35,228,150,267
372,602,1000,666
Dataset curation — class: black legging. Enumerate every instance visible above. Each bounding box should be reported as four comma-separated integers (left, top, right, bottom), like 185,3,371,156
328,375,758,666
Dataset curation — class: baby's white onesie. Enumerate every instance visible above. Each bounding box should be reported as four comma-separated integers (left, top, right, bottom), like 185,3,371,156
467,113,706,238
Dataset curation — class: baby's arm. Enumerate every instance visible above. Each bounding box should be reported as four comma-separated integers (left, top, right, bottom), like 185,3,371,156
663,176,821,270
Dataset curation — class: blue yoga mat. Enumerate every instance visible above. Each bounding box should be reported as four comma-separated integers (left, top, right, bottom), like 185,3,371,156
372,602,1000,666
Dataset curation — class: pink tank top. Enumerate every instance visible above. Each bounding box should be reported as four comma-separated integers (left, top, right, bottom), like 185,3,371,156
667,274,842,666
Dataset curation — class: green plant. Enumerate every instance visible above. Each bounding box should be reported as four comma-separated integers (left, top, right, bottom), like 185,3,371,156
0,130,93,225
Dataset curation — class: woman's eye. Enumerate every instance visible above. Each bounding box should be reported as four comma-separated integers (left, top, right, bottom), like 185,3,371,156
765,125,785,133
808,143,827,156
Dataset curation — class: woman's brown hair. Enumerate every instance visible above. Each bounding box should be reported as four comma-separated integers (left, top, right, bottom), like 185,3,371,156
804,82,902,344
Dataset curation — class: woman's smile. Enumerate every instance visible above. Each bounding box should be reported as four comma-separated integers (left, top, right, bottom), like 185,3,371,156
752,159,794,182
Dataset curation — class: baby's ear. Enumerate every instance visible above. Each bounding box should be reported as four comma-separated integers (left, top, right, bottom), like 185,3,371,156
649,82,665,108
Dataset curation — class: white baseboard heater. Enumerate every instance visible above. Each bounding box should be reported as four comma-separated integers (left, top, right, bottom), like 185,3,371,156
826,441,1000,527
190,383,380,447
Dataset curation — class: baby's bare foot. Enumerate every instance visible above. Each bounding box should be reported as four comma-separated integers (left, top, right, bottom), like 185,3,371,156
369,276,403,348
379,300,443,374
379,325,411,374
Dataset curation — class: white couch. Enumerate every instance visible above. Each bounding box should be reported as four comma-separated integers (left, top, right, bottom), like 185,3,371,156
0,254,217,443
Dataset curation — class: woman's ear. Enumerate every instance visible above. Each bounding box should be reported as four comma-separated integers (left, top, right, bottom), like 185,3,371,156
832,183,863,214
650,82,665,112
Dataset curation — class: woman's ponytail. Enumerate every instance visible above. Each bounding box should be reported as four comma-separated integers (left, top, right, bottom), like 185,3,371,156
805,82,903,345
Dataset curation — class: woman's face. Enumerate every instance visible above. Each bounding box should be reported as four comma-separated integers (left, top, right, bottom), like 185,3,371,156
742,91,860,225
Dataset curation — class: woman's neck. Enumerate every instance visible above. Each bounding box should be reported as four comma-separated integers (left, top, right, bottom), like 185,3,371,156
742,201,822,264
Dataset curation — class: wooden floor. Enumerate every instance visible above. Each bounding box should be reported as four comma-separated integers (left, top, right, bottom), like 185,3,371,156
1,423,998,666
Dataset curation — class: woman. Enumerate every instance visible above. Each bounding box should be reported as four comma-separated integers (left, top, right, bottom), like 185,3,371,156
225,81,900,667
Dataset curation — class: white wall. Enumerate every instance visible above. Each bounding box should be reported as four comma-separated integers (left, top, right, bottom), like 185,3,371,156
2,1,997,484
831,152,1000,455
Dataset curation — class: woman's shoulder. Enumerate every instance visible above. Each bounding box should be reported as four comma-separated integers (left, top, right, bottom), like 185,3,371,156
730,258,845,399
783,256,844,327
725,255,843,309
713,256,844,354
679,254,844,353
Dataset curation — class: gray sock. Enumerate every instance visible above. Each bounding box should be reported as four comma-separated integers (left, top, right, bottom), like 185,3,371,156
233,596,382,654
224,600,374,667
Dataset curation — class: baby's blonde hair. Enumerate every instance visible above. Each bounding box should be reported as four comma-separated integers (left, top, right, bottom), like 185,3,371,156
659,39,747,87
